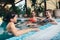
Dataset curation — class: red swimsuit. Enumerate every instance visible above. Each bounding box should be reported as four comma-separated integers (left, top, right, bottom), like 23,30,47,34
29,18,37,23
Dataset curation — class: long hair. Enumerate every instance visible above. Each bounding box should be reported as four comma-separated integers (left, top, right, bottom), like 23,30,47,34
3,11,17,22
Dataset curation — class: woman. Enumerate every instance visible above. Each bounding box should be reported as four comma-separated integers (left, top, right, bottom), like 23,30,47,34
29,11,38,23
44,10,57,24
29,11,48,25
2,11,39,37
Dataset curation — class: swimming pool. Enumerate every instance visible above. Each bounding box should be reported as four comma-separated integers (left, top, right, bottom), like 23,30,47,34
0,19,60,40
6,19,60,40
51,32,60,40
6,23,52,40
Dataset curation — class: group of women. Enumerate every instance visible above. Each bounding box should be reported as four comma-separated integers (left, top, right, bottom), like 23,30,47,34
0,10,57,40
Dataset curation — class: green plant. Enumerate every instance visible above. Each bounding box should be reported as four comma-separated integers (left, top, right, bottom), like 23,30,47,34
26,7,31,17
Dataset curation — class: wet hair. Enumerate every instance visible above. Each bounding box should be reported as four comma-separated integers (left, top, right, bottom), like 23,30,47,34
3,11,17,22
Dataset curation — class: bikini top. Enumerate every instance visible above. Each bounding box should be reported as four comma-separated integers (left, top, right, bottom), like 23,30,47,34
29,18,37,23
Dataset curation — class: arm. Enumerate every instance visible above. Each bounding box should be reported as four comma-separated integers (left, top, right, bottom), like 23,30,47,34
10,23,39,36
49,21,57,25
49,18,57,24
37,17,46,21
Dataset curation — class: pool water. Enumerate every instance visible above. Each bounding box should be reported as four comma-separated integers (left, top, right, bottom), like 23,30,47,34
7,23,53,40
51,32,60,40
0,19,60,40
39,23,52,30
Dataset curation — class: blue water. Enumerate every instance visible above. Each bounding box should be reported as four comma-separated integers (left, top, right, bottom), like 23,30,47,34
39,23,52,30
7,23,53,40
51,32,60,40
50,19,60,40
1,19,60,40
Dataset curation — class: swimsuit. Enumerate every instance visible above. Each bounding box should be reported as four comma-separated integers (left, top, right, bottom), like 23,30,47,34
0,21,14,40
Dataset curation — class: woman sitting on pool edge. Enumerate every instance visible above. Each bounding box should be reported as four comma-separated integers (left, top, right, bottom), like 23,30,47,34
2,11,39,36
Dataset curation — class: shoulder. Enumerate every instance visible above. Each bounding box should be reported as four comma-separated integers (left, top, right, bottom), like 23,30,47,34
9,22,14,25
7,22,15,27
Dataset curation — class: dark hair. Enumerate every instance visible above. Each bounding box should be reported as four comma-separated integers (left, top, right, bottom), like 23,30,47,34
31,10,39,17
3,11,17,22
45,9,53,17
31,10,36,14
30,10,36,17
46,9,53,14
